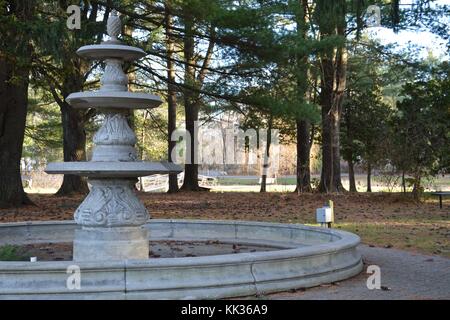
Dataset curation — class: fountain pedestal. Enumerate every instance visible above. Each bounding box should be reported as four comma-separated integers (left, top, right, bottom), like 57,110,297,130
73,178,149,261
45,11,181,261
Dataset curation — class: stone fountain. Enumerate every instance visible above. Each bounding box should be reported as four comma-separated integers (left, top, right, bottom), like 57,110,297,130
45,11,181,261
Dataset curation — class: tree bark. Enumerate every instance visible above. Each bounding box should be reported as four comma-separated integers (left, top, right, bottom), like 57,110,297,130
0,0,35,208
56,102,89,195
348,159,357,192
402,171,406,193
317,0,347,193
54,56,90,196
296,120,312,192
244,136,250,176
53,60,90,197
412,174,421,200
318,54,334,193
366,162,372,192
180,13,201,191
180,11,214,191
165,2,179,193
294,0,312,193
260,120,273,193
331,12,347,192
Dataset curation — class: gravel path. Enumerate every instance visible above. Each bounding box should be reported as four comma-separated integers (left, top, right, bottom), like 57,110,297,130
268,245,450,300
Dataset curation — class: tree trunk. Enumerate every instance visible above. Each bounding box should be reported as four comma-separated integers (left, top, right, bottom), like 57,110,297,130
344,94,356,193
181,102,201,191
244,137,250,176
348,159,357,192
317,0,347,193
294,0,312,193
165,2,179,193
366,162,372,192
56,103,89,195
53,62,90,195
296,120,312,192
180,13,201,191
0,0,35,208
402,171,406,193
412,174,421,200
0,56,32,207
331,102,345,192
318,55,334,193
331,16,347,192
179,10,214,191
260,120,273,193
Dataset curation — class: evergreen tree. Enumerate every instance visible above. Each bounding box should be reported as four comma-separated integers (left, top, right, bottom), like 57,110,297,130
0,0,36,207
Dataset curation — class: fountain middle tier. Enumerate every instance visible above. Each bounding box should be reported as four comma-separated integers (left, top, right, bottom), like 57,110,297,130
76,43,146,61
46,107,182,177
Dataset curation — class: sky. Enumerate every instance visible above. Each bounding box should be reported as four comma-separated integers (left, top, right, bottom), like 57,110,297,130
366,0,449,61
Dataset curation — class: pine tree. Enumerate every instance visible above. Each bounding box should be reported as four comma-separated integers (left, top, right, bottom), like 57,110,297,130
0,0,36,207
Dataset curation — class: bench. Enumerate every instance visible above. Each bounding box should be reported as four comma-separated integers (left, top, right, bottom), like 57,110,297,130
198,175,218,187
258,177,277,185
430,192,450,210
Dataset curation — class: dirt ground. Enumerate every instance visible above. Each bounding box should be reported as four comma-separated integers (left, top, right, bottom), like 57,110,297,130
7,240,270,261
0,192,448,257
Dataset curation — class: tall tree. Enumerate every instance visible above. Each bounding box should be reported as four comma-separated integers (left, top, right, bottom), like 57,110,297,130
315,0,347,192
294,0,313,193
179,1,215,191
165,0,179,193
391,64,450,199
0,0,35,207
34,1,109,195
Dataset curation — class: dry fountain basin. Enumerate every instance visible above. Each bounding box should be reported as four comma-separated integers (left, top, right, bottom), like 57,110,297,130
0,219,362,299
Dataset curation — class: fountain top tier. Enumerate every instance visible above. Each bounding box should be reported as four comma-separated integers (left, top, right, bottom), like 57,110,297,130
76,10,146,61
65,10,161,110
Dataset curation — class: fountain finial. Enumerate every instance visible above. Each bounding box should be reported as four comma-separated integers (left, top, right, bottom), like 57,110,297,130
107,10,121,42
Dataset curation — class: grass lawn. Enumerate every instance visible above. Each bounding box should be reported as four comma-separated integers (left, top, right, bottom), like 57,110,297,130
216,174,450,192
0,192,448,257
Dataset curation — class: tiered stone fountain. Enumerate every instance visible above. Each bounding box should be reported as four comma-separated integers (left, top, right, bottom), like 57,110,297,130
45,11,181,261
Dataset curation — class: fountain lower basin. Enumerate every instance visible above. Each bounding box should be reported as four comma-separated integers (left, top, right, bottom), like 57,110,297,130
0,219,362,299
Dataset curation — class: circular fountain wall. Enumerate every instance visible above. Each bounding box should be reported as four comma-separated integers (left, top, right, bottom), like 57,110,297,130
0,219,362,299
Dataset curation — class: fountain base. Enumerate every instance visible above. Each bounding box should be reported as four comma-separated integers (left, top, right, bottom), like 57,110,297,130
73,226,149,261
0,220,362,299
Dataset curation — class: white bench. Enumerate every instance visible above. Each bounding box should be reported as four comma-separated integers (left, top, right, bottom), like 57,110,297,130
258,177,277,185
198,175,218,187
139,174,168,192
